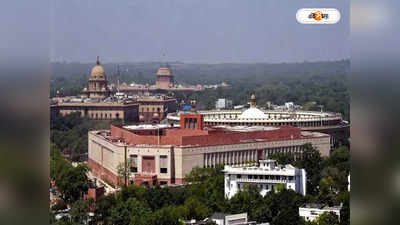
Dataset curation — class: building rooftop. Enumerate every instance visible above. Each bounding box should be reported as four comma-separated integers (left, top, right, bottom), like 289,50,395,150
93,124,328,151
123,124,179,130
300,203,342,211
223,160,298,175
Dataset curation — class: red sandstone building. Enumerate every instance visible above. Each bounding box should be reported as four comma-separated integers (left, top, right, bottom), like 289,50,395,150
88,113,330,186
117,64,204,95
137,96,177,122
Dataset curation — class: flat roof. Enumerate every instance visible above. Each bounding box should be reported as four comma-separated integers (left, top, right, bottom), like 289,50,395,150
123,124,179,130
213,125,280,132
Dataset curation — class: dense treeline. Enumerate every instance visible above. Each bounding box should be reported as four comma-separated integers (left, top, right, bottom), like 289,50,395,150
51,60,349,120
50,113,116,161
51,144,350,225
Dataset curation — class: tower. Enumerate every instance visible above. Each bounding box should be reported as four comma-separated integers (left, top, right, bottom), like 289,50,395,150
155,63,174,89
83,56,110,99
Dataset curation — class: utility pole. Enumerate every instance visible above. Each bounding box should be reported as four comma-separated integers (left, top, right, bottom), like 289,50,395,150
124,145,127,186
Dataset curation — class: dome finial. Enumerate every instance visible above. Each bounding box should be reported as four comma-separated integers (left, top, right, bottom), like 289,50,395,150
96,56,100,65
250,94,256,108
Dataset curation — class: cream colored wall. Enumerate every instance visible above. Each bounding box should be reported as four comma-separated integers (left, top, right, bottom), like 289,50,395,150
127,146,173,180
88,132,124,176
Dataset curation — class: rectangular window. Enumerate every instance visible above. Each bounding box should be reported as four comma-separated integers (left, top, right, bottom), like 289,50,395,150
160,155,168,173
237,174,241,179
130,155,138,172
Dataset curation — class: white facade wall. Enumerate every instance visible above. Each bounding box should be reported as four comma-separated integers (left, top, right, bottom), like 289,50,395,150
224,160,306,199
299,206,341,222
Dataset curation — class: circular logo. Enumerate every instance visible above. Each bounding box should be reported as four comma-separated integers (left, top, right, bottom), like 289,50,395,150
314,11,323,21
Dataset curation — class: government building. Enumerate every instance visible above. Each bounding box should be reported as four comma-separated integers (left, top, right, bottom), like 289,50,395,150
137,96,178,122
224,159,307,198
51,57,179,123
88,112,330,186
168,94,349,148
51,57,139,122
117,63,204,95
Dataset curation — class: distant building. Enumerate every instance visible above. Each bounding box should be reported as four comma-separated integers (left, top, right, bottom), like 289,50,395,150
50,57,139,122
216,98,233,110
210,213,248,225
155,64,174,89
299,203,342,222
137,96,178,122
184,212,265,225
168,94,349,149
82,56,111,99
88,112,330,186
50,101,139,122
118,64,205,95
223,160,306,199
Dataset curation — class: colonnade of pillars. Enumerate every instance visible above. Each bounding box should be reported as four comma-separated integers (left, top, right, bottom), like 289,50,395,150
204,145,303,168
206,120,339,127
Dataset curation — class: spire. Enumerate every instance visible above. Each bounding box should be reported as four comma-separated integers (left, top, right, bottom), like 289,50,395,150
96,56,100,65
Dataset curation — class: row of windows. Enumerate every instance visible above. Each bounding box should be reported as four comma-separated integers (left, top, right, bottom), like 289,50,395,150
129,167,168,174
129,154,168,174
238,183,277,190
207,121,339,127
90,112,119,119
141,107,161,112
233,174,294,181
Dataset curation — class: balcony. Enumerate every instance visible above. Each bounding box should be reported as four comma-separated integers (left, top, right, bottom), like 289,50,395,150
236,178,292,184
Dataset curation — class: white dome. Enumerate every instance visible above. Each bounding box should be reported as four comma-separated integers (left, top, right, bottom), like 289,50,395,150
238,107,268,119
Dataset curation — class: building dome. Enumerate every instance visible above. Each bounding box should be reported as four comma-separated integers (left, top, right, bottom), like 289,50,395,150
238,107,268,119
238,94,268,119
90,56,106,78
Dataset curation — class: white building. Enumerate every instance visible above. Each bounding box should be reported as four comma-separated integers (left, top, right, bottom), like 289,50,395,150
285,102,294,110
216,98,233,110
223,160,306,199
348,174,350,191
210,213,248,225
299,204,342,222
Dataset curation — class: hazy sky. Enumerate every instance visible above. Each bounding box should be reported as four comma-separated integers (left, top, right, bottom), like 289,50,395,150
51,0,349,63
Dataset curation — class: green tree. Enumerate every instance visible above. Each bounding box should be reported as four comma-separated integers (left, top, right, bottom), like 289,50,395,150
183,197,211,220
269,152,295,165
295,143,323,195
94,195,116,225
110,197,152,225
70,198,93,224
226,184,264,221
150,205,185,225
185,165,226,212
116,160,133,187
315,212,340,225
56,163,90,204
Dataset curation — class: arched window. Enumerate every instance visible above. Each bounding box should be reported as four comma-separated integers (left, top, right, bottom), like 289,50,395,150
116,113,119,119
